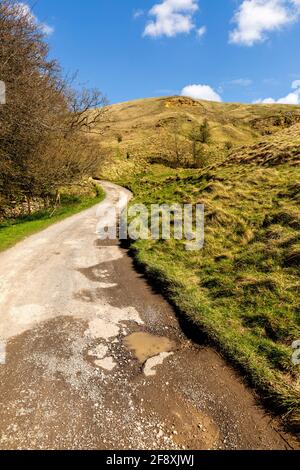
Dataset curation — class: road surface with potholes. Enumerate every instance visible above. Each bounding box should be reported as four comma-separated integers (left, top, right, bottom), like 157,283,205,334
0,181,298,450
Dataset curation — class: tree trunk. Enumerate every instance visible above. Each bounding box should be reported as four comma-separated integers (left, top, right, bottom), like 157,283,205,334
50,191,61,216
26,196,31,215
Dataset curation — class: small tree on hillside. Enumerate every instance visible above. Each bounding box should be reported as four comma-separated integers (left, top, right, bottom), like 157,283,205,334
199,118,211,144
194,145,209,168
170,123,192,167
115,133,123,143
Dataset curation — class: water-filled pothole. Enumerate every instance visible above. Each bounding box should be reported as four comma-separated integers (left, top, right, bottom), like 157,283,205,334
124,332,176,363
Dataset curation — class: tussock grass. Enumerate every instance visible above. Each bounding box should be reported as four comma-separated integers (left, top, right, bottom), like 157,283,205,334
119,159,300,431
284,244,300,267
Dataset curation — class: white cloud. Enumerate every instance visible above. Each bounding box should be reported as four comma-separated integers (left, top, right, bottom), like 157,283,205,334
254,97,276,104
133,9,144,20
292,79,300,89
181,84,222,102
16,2,54,35
277,92,300,104
143,0,202,38
197,25,206,37
230,0,300,46
254,81,300,104
40,23,54,35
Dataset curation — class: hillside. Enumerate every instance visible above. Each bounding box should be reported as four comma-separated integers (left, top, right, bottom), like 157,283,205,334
228,122,300,166
96,96,300,177
94,98,300,431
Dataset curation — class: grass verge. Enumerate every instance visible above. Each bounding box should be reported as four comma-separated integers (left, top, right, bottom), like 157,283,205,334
0,184,105,253
117,162,300,432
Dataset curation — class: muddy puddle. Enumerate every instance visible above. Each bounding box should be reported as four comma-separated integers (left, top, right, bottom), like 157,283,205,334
124,332,176,363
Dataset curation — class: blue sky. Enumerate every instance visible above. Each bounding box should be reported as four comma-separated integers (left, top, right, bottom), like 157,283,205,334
29,0,300,105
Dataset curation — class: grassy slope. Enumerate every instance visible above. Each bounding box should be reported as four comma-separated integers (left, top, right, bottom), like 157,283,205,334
96,96,300,178
96,98,300,430
0,185,105,252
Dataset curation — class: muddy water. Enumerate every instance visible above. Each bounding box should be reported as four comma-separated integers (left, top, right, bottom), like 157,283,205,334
124,332,176,363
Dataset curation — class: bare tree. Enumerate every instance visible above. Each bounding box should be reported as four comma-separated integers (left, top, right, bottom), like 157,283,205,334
0,0,107,214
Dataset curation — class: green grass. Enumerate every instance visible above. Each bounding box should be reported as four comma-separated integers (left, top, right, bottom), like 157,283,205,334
0,187,105,253
116,156,300,431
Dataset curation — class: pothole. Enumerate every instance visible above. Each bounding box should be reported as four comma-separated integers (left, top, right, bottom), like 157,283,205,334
144,352,174,377
95,357,117,371
124,332,176,363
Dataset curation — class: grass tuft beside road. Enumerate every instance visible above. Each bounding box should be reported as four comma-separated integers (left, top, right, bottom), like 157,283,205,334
0,187,105,253
118,158,300,431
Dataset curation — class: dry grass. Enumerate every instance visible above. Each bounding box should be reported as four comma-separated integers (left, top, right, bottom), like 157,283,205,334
228,123,300,167
94,96,300,179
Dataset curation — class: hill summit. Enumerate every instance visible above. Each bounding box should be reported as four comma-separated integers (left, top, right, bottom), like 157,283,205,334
95,96,300,173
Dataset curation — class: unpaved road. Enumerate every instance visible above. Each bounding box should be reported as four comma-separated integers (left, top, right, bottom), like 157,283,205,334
0,182,298,450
